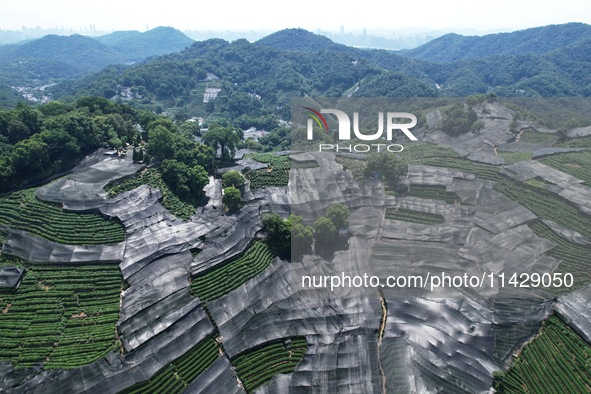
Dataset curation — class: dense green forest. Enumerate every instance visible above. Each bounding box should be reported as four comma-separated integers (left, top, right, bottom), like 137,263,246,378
2,24,591,196
402,22,591,62
94,26,194,59
0,84,22,109
3,23,591,119
44,24,591,126
0,27,194,85
0,97,217,198
0,97,140,192
257,28,348,52
52,37,383,119
0,35,124,82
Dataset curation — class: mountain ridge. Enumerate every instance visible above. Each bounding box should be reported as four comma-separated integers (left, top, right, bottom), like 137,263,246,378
256,28,348,51
50,22,591,122
97,26,194,59
402,22,591,62
0,27,195,84
5,23,591,110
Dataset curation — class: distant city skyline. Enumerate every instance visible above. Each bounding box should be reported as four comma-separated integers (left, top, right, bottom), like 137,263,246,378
0,25,442,50
1,0,590,33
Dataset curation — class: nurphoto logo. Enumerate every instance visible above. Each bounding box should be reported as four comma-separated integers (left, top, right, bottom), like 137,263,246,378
304,106,418,152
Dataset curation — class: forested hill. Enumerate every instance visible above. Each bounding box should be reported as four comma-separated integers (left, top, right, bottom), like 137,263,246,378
52,36,437,120
50,23,591,121
0,27,194,84
0,35,124,81
256,28,348,51
401,22,591,62
0,84,24,109
95,26,195,59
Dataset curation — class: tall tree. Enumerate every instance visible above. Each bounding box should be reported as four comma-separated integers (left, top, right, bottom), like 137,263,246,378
202,123,241,162
262,213,290,255
222,170,245,188
288,214,313,252
326,204,349,230
223,186,242,211
364,153,408,190
11,136,50,175
314,217,337,244
147,125,175,160
160,159,209,200
172,135,215,171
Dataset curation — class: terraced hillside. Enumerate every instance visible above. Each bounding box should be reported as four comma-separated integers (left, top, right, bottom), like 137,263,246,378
244,153,318,189
3,101,591,394
335,156,367,181
494,315,591,393
191,242,276,302
232,337,308,393
539,151,591,185
0,262,122,369
118,334,219,394
559,136,591,148
0,189,124,245
519,129,558,144
385,208,445,225
415,155,591,239
406,185,460,203
529,220,591,291
107,168,197,220
499,151,533,164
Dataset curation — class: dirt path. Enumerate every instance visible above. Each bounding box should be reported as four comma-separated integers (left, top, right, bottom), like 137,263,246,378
377,290,388,394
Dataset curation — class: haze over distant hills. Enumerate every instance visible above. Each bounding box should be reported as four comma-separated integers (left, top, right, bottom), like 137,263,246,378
0,35,124,80
1,22,591,110
94,26,195,58
256,28,349,52
402,22,591,62
47,23,591,118
0,27,194,85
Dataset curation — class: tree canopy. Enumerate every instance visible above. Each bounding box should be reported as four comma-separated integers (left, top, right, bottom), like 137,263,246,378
314,217,337,244
223,186,242,211
261,213,312,259
326,204,349,230
202,123,241,162
364,153,409,190
441,103,478,137
0,98,141,192
222,170,245,188
262,213,290,256
161,159,209,201
289,215,314,259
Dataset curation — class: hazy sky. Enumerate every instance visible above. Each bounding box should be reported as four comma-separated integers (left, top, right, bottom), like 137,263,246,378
2,0,590,33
